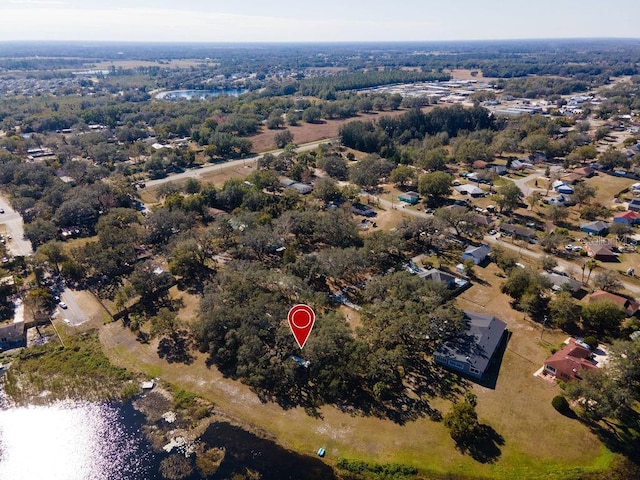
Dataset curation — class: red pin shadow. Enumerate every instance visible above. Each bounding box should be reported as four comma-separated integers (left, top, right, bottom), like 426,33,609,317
288,304,315,349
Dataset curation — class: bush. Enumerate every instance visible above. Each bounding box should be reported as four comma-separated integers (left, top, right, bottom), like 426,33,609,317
173,388,197,409
120,383,140,401
552,395,571,415
336,459,418,479
583,336,598,350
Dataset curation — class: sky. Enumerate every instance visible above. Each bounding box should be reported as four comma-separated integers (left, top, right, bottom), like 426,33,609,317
0,0,639,43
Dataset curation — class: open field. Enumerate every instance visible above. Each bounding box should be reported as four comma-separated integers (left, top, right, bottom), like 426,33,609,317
100,250,614,480
583,173,635,207
248,107,433,153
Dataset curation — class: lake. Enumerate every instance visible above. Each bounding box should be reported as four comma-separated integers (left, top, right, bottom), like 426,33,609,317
0,400,159,480
156,89,247,100
0,399,335,479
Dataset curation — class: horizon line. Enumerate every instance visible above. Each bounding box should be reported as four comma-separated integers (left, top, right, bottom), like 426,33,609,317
1,37,640,46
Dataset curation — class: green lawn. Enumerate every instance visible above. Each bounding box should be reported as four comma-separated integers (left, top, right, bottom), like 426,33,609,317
99,292,617,480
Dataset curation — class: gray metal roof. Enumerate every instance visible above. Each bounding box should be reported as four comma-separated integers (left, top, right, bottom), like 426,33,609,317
541,272,582,292
418,268,456,285
462,244,490,261
435,311,507,375
580,220,610,231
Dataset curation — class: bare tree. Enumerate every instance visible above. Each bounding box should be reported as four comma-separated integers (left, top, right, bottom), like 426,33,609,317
593,269,623,292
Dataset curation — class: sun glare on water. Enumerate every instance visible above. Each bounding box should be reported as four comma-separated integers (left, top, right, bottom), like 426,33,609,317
0,401,150,480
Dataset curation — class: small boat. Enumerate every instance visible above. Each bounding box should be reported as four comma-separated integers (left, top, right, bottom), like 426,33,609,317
141,380,155,390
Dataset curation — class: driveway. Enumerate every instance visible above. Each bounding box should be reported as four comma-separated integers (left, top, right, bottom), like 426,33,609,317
0,194,33,257
54,287,89,326
512,166,561,197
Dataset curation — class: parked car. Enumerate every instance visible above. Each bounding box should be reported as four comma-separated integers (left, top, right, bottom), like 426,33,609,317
58,301,68,309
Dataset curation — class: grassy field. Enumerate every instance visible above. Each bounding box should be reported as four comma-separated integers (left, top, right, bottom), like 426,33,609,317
99,258,616,479
584,173,635,206
4,333,134,404
247,106,435,153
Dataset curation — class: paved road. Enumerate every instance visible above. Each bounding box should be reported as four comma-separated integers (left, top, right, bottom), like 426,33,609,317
512,166,561,197
369,194,429,219
143,138,338,189
483,234,640,295
0,193,90,326
55,288,88,326
0,194,33,257
365,191,640,296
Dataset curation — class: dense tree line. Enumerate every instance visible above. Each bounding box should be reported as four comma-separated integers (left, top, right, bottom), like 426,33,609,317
340,104,496,156
192,266,463,412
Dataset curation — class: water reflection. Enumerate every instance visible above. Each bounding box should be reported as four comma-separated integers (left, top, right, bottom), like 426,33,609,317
203,422,336,480
0,401,155,480
0,398,335,479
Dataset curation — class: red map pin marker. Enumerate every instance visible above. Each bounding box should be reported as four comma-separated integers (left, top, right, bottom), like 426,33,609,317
288,304,315,349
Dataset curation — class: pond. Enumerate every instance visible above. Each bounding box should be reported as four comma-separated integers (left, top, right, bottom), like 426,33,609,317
0,399,335,479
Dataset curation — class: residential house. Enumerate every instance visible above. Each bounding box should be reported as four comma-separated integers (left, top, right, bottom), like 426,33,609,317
499,223,536,241
581,220,610,236
528,152,547,163
418,268,458,288
543,339,597,381
434,311,507,380
585,242,617,261
0,275,16,296
397,191,420,205
574,166,596,178
628,199,640,212
560,173,584,185
510,159,525,170
556,183,574,195
352,203,376,217
588,290,640,316
288,182,313,195
466,213,492,228
0,321,26,350
541,272,582,293
613,211,640,226
280,178,312,194
461,244,490,265
454,184,485,197
490,165,507,175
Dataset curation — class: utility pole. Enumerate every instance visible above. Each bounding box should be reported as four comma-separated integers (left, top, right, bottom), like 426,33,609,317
540,315,548,340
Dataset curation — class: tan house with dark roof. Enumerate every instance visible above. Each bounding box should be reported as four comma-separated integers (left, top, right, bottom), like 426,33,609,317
585,242,617,261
